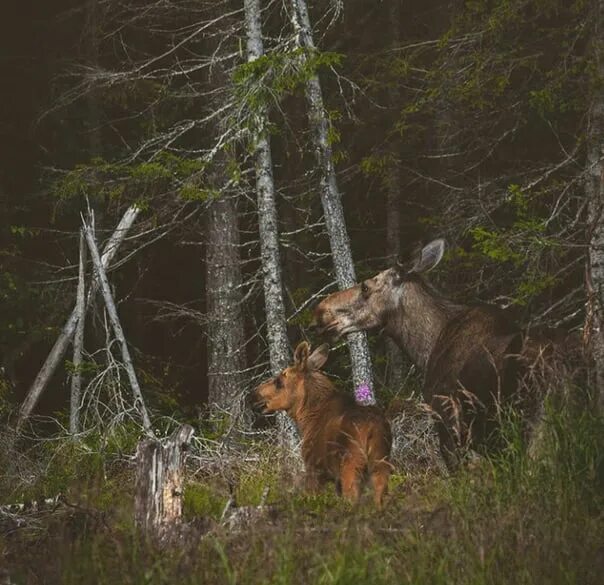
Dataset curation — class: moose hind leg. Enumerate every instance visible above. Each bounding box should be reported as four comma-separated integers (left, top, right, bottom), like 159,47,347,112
370,462,390,509
340,455,363,504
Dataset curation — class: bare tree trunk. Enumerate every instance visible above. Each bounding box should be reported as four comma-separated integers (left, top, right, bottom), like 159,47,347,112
69,229,87,435
83,217,152,433
586,0,604,411
385,0,404,393
202,6,248,422
16,205,140,432
205,193,246,418
289,0,374,402
244,0,289,375
135,424,194,538
243,0,297,447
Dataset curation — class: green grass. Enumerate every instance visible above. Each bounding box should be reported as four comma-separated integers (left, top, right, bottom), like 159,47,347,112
1,402,602,585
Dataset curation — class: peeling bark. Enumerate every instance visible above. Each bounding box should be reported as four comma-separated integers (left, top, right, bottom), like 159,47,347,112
135,424,194,537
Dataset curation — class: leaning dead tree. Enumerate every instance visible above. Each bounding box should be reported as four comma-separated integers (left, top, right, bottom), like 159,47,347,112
82,214,152,433
384,0,404,392
289,0,375,403
135,424,194,538
69,229,87,435
16,205,141,432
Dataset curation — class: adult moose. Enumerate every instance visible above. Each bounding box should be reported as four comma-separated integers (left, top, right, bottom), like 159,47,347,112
312,239,561,470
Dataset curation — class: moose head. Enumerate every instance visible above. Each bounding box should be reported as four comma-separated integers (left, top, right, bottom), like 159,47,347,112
253,342,329,416
312,239,447,366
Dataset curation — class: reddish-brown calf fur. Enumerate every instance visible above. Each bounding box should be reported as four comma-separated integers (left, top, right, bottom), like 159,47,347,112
254,342,392,508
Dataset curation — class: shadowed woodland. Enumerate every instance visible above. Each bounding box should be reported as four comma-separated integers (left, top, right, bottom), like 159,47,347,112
0,0,603,583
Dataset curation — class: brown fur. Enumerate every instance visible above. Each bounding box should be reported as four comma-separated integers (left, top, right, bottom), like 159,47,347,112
253,342,392,507
312,240,571,470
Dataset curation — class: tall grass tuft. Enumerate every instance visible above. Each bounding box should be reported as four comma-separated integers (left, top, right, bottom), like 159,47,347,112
2,396,602,584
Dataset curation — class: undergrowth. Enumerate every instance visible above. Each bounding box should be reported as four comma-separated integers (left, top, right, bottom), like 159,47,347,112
1,401,602,585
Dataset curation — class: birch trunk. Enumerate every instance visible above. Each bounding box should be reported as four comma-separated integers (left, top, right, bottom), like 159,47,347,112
289,0,374,402
69,229,87,435
243,0,297,446
244,0,289,375
16,205,140,432
586,0,604,411
385,0,404,393
83,218,152,433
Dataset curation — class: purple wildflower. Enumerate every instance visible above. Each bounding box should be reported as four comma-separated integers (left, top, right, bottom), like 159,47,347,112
354,383,375,406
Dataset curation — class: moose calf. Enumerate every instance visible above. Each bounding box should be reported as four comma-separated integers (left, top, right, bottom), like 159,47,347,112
254,342,392,507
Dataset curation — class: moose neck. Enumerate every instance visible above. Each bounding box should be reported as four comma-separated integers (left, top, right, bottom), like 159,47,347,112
291,372,337,436
386,279,464,369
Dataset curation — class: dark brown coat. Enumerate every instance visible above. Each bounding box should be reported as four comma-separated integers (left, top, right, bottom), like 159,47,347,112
312,239,568,469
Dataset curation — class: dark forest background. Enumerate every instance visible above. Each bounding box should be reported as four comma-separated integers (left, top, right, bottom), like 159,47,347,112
0,0,598,423
1,2,603,584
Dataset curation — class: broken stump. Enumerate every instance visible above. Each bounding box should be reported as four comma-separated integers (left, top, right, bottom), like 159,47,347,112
135,424,194,538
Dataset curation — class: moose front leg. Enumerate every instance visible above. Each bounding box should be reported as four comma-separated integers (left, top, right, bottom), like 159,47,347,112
431,394,463,472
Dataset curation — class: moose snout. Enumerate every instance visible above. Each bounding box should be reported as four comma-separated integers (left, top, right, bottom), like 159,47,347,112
311,305,332,334
312,304,349,340
248,385,266,412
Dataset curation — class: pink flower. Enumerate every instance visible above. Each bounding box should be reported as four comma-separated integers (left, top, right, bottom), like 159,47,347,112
355,383,375,405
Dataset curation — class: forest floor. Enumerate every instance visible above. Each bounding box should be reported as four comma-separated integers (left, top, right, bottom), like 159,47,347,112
1,404,603,585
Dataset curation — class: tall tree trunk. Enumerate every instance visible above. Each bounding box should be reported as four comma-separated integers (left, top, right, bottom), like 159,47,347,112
243,0,289,375
586,0,604,411
69,229,87,435
205,191,247,419
243,0,297,447
289,0,374,402
202,6,248,422
385,0,404,392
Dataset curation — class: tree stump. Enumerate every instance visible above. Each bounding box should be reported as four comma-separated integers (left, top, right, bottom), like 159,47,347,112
134,424,194,537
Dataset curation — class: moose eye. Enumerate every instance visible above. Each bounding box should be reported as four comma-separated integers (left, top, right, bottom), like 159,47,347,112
274,376,284,390
361,282,369,297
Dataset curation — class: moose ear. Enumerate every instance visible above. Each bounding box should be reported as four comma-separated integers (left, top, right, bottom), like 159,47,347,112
307,343,329,371
410,239,446,274
294,341,310,369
